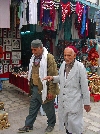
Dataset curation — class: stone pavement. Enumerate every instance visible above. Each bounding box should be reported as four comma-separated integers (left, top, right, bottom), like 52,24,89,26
0,80,100,134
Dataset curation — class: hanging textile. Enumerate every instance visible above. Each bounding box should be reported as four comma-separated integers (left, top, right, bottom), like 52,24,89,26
87,19,96,39
71,14,79,39
19,0,28,29
54,0,60,9
70,2,76,13
61,0,69,4
81,5,88,36
85,6,89,37
28,0,38,24
58,26,64,40
74,2,83,38
94,10,100,35
0,0,10,28
10,6,15,29
41,0,60,9
64,16,72,40
40,0,57,31
76,2,83,23
54,10,58,30
61,1,71,23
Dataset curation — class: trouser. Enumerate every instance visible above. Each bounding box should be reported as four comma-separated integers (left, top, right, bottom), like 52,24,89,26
25,85,56,127
66,129,71,134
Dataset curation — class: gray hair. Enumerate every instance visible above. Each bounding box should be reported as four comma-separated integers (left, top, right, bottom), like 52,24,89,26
31,39,43,48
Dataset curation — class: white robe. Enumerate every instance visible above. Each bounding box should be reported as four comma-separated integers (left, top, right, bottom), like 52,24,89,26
53,60,90,134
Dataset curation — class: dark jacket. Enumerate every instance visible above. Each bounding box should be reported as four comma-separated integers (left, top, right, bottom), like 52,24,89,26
29,53,59,104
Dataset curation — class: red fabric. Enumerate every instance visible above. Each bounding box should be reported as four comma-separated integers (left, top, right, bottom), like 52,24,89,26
61,1,71,23
90,94,100,102
42,7,55,31
75,2,84,38
82,46,88,54
67,45,78,54
9,73,29,93
0,72,9,78
40,0,56,31
76,2,83,23
75,22,83,39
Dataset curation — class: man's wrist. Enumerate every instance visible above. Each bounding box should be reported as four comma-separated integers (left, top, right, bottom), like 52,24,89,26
51,76,54,81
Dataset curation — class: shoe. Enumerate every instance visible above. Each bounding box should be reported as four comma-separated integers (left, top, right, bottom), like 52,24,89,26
18,126,33,133
66,129,71,134
45,126,54,132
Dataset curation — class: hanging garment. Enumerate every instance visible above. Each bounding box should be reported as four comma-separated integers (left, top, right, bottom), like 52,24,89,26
40,0,56,31
64,17,72,40
81,6,87,35
28,0,38,24
54,0,60,9
54,10,58,30
87,19,96,39
0,0,10,28
61,1,71,23
58,27,64,40
94,10,100,35
71,14,79,39
19,0,28,29
76,2,83,23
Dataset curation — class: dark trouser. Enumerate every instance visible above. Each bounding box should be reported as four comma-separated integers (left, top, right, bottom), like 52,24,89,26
66,129,71,134
25,85,56,127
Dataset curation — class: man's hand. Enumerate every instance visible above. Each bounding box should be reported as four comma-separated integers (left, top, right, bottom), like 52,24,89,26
47,93,53,100
43,76,53,81
28,81,30,85
84,105,91,112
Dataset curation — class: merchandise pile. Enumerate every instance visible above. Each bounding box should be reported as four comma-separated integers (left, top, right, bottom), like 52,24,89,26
88,73,100,94
0,102,10,130
11,66,28,78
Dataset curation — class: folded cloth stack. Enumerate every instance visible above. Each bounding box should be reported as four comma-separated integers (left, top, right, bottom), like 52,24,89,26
0,102,10,130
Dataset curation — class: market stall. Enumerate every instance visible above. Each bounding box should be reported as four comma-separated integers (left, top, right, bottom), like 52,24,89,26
0,0,100,102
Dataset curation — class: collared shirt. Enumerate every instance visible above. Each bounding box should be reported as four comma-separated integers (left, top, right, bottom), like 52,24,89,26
34,56,42,66
65,60,75,79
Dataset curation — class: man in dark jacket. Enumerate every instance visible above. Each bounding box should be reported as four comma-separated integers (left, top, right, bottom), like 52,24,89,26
18,39,59,133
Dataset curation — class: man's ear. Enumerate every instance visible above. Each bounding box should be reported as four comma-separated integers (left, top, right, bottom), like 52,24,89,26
74,53,76,58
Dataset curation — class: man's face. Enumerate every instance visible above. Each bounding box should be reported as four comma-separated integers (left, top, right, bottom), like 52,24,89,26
31,47,43,57
64,48,76,64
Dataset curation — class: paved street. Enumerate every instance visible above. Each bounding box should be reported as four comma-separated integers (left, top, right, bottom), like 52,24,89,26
0,80,100,134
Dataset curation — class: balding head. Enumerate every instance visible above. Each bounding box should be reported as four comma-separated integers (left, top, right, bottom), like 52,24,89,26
64,47,76,64
65,47,75,56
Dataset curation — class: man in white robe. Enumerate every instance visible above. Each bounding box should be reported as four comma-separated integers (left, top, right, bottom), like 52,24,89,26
43,46,91,134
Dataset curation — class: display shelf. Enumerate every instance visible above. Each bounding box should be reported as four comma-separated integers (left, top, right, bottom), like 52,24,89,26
9,73,29,94
0,72,9,78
